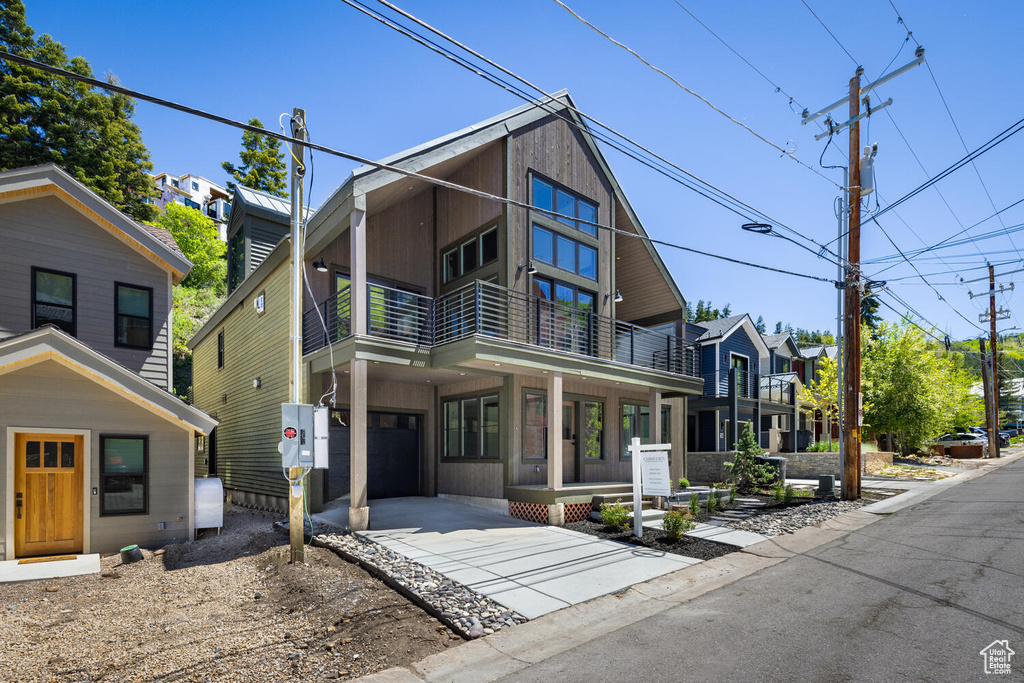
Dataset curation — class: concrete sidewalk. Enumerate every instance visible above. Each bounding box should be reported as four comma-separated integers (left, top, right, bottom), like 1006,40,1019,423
358,497,699,619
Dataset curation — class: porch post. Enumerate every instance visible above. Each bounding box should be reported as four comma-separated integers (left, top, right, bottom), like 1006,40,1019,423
753,375,762,451
791,399,800,454
650,388,662,443
728,367,739,452
350,201,367,336
546,372,563,490
349,358,369,530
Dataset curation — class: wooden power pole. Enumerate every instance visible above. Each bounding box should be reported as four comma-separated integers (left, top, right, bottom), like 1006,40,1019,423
988,264,1000,457
980,338,996,458
843,69,863,501
288,108,307,564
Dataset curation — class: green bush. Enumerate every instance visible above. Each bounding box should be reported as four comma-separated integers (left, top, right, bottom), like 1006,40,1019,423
677,477,690,490
807,440,838,452
728,485,738,504
706,492,718,514
662,509,696,540
599,500,630,530
688,493,700,515
772,484,785,501
783,484,794,504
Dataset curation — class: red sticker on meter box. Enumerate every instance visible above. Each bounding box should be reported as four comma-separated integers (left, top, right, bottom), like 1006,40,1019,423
283,426,297,439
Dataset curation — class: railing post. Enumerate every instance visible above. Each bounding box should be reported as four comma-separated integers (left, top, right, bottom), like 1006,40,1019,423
474,280,481,334
629,326,635,365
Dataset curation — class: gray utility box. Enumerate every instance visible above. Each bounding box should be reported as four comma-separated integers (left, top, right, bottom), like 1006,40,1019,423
281,403,314,468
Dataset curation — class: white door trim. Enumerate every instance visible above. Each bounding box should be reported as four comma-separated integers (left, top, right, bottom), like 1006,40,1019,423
6,427,91,559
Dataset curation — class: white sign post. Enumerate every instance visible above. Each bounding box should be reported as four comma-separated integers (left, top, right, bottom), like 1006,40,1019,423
629,437,672,538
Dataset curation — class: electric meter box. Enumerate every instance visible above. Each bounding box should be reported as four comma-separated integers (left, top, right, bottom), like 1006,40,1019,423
313,406,329,469
281,403,314,468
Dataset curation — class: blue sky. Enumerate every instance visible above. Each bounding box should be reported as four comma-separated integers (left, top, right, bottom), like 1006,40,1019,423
23,1,1024,340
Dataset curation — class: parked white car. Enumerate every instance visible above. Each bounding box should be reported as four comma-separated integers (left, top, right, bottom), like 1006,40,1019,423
934,432,988,456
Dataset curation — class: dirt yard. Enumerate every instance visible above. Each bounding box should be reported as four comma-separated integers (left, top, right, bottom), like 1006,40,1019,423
0,506,459,682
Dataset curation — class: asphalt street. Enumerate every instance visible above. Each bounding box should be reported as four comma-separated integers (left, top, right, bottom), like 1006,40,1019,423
497,456,1024,682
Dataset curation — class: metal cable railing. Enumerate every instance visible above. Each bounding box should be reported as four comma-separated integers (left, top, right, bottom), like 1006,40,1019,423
302,286,351,354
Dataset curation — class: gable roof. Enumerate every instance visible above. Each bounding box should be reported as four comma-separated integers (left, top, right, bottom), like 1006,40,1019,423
694,313,770,357
0,326,217,434
304,91,685,311
763,332,801,357
0,164,192,283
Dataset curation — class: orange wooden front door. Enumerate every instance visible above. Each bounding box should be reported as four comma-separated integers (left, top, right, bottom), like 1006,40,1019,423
14,434,84,558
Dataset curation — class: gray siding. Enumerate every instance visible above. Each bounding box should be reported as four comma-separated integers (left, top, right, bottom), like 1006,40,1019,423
249,215,289,275
0,196,172,389
0,360,192,558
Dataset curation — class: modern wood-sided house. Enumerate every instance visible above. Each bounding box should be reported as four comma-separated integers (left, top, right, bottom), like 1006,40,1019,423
686,316,815,454
0,164,217,561
189,92,705,529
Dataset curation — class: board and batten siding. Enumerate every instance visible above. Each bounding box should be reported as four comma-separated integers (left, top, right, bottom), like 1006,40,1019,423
437,376,504,499
193,259,292,499
0,196,172,390
0,360,192,557
509,114,614,319
716,329,761,396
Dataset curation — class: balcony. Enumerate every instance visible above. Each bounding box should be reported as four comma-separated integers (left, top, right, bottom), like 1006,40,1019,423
707,369,797,405
302,280,700,378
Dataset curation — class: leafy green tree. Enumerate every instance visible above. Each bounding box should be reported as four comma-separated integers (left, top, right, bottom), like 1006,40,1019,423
151,204,226,293
0,2,156,221
222,117,288,197
171,286,223,399
806,356,839,439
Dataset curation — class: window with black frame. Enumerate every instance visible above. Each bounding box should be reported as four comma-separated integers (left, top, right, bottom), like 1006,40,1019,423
442,393,499,459
100,436,148,515
32,267,76,335
115,283,152,349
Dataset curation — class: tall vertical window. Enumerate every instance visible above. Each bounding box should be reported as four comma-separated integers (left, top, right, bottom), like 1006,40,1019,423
228,231,244,292
115,283,153,349
582,400,604,460
217,329,225,369
524,392,547,459
442,394,499,459
621,403,651,455
100,436,148,515
32,267,76,336
531,225,597,281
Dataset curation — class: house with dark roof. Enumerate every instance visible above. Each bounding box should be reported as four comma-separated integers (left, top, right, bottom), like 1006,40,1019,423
685,316,816,453
0,164,217,562
189,92,703,529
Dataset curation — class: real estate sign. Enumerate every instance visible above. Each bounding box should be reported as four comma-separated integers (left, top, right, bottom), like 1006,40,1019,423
640,451,670,497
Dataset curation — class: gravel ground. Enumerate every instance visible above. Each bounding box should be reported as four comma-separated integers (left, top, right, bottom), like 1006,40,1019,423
0,506,458,682
724,497,873,537
562,518,737,561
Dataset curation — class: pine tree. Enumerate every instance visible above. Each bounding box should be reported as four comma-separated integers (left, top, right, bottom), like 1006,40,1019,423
222,117,288,197
861,284,882,331
755,315,766,334
0,2,156,221
774,321,783,334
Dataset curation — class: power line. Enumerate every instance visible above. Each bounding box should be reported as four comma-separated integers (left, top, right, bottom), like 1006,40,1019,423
0,49,839,287
799,0,858,66
549,0,846,190
353,0,846,266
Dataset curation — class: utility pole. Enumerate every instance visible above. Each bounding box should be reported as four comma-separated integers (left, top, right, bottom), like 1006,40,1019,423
801,47,925,500
288,108,307,563
972,265,1012,457
989,264,1000,456
980,338,996,457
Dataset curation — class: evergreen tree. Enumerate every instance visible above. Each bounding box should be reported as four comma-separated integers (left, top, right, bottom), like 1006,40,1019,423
861,284,882,331
774,321,783,334
222,117,288,197
0,2,156,221
755,315,766,334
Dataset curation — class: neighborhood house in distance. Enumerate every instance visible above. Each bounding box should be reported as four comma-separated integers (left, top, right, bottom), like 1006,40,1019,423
189,92,837,530
0,164,217,562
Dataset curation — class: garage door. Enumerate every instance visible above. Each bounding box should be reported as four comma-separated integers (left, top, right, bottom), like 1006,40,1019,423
327,411,421,500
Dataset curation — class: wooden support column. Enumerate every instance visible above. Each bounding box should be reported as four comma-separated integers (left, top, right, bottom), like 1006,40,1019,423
650,388,662,444
727,368,738,451
349,358,369,531
791,402,800,454
546,372,563,490
349,203,367,336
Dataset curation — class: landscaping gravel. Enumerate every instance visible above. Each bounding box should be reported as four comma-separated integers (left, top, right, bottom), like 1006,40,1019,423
316,533,528,638
724,498,869,537
562,518,737,561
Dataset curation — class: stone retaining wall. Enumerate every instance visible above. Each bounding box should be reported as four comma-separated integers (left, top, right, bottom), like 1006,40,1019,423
687,451,894,483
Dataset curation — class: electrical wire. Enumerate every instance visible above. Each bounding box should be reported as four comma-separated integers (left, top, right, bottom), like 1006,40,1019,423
549,0,846,190
0,49,840,287
361,0,846,265
799,0,858,66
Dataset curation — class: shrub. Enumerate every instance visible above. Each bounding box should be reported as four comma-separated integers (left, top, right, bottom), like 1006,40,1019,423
724,423,777,491
706,492,718,514
772,484,785,501
688,493,700,515
807,440,838,452
677,477,690,490
662,509,696,540
783,484,794,504
599,500,630,530
728,485,738,504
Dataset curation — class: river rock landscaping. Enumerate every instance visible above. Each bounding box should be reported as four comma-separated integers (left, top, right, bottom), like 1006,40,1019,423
562,518,737,560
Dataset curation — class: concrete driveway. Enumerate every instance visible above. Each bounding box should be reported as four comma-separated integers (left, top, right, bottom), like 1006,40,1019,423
356,497,698,619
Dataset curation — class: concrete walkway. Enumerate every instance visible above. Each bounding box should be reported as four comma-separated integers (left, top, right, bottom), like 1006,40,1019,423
0,554,100,583
354,498,700,619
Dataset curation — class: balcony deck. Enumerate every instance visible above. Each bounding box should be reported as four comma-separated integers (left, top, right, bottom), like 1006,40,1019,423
302,280,700,379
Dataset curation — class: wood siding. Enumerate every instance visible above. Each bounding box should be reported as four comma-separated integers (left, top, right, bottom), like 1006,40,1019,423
249,215,289,276
509,114,614,319
192,260,292,499
437,376,504,498
0,360,192,557
436,142,504,253
0,195,172,389
612,203,683,324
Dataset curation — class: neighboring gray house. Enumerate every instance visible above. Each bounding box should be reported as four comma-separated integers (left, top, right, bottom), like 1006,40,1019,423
0,164,217,561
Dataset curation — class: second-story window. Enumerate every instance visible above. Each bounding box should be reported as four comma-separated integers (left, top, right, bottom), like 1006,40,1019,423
115,283,153,349
228,231,244,292
217,330,225,369
191,181,199,191
32,267,76,336
442,225,498,284
532,176,598,237
532,225,597,280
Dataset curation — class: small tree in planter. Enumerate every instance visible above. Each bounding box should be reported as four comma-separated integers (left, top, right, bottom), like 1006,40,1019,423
725,422,776,492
